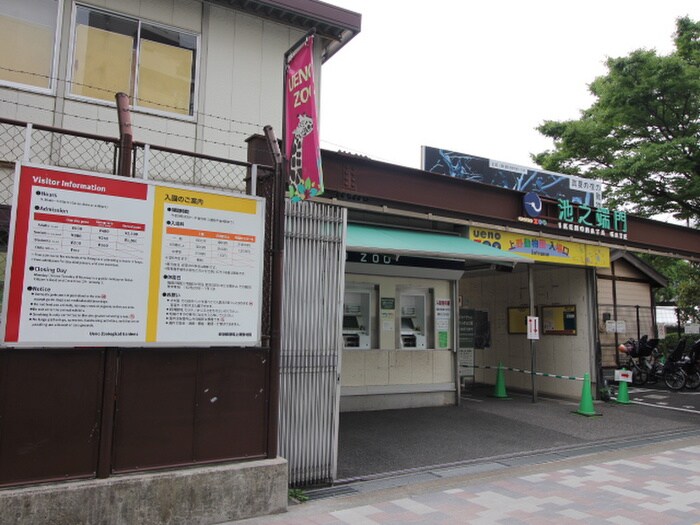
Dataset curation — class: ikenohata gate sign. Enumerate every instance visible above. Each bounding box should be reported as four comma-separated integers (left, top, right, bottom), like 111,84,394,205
1,164,265,348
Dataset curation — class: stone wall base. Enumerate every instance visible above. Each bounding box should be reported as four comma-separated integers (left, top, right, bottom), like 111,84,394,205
0,457,288,525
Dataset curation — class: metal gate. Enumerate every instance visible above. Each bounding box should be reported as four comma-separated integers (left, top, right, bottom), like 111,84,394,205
280,201,346,486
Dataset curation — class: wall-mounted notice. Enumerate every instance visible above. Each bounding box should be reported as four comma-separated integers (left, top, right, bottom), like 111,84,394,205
1,164,265,347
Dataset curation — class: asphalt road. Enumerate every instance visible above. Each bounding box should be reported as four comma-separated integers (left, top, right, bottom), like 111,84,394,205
621,383,700,414
334,384,699,482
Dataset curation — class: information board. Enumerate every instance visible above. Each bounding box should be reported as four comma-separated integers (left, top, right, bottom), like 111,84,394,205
458,308,475,377
1,164,265,347
541,305,577,335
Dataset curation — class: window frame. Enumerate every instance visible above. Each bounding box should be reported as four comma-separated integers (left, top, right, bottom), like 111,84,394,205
66,3,200,120
0,0,64,95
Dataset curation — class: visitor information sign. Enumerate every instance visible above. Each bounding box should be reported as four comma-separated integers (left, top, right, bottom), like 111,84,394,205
1,164,265,347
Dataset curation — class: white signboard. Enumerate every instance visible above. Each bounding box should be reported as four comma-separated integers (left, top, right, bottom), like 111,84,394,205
527,315,540,340
605,320,627,333
1,164,265,347
685,323,700,334
614,369,633,383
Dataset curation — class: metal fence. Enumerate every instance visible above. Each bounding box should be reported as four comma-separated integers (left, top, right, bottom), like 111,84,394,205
0,118,250,205
599,304,656,367
280,201,346,486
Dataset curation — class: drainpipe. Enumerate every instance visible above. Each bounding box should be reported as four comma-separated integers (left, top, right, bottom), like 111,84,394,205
115,93,132,177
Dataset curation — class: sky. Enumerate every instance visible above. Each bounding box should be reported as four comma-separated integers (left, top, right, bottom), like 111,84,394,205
319,0,700,172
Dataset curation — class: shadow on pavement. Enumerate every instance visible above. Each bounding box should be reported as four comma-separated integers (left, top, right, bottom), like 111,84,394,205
337,384,700,481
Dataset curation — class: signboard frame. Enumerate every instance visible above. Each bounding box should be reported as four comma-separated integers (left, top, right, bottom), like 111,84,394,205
507,306,530,334
541,305,577,336
1,163,266,348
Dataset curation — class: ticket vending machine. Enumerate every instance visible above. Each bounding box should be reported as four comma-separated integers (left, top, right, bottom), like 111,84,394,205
400,294,427,349
343,290,372,349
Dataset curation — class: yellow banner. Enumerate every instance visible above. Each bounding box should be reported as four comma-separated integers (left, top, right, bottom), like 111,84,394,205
469,228,609,268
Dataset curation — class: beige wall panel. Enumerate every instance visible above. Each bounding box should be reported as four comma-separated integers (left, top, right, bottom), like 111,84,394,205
614,282,651,307
259,21,294,132
230,14,263,126
597,279,613,305
15,92,55,127
0,90,20,122
410,351,433,383
433,351,453,383
364,351,389,385
612,260,642,279
172,0,201,32
388,350,412,384
138,0,174,25
340,350,365,387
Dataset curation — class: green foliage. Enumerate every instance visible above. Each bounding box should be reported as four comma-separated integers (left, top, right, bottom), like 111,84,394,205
659,333,697,356
639,254,700,322
534,17,700,222
288,487,309,503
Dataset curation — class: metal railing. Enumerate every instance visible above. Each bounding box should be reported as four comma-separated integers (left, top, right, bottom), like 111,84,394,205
0,118,254,206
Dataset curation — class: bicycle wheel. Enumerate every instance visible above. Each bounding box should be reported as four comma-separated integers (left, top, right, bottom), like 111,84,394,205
663,369,686,391
685,370,700,390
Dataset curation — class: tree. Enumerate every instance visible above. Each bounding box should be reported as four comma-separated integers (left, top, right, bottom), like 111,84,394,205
640,254,700,323
533,17,700,222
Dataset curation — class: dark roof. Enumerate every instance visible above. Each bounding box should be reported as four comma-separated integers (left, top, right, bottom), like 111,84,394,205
210,0,361,61
610,250,668,288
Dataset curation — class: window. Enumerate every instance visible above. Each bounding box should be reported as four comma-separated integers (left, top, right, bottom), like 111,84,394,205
70,5,198,116
0,0,61,91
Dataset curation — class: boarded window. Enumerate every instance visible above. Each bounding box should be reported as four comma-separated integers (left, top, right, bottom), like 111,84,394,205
70,5,197,116
0,0,60,90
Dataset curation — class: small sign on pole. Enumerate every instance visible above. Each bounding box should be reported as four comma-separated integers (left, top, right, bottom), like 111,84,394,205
614,369,633,383
527,316,540,340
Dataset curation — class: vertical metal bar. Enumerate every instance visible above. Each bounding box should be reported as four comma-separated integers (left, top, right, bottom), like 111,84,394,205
22,123,33,163
453,279,460,406
142,144,151,180
611,260,620,366
250,164,258,196
635,305,641,341
263,126,284,460
96,349,118,478
529,264,537,403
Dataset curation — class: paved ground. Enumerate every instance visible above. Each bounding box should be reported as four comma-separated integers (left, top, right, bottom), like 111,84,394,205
623,384,700,414
231,383,700,524
336,384,699,480
234,436,700,524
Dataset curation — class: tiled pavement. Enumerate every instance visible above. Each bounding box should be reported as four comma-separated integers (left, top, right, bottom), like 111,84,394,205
234,438,700,524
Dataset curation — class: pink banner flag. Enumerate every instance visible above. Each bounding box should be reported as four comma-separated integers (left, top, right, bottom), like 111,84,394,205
285,35,323,201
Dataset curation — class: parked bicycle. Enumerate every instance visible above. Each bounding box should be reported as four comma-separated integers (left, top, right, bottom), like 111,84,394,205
660,338,700,391
662,339,687,390
681,339,700,390
617,335,660,386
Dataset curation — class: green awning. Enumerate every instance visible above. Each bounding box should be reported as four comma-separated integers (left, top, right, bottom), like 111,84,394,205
346,224,532,265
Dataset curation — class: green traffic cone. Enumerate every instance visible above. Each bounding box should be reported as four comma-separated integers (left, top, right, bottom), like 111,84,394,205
616,370,630,404
492,362,509,399
575,373,600,416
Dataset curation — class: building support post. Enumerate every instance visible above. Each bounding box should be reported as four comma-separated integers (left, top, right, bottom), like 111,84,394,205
264,125,284,458
529,264,537,403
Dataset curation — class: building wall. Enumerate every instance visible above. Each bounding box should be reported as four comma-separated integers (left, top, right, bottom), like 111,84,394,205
0,0,317,167
340,273,455,411
597,259,656,367
461,265,594,399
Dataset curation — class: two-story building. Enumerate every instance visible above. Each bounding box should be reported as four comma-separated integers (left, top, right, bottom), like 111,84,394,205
0,1,360,523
